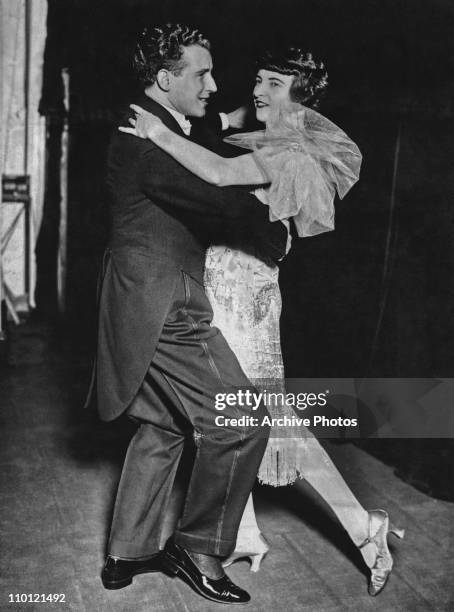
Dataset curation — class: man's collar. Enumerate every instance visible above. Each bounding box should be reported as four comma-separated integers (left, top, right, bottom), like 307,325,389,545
136,93,191,135
161,105,191,135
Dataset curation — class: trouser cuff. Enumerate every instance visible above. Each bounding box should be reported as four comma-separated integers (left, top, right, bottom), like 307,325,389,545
174,531,236,557
108,536,160,560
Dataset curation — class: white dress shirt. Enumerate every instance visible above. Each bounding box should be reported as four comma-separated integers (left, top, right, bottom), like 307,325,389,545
163,105,192,136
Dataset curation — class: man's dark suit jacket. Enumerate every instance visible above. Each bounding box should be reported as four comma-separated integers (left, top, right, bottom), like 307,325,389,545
92,94,286,421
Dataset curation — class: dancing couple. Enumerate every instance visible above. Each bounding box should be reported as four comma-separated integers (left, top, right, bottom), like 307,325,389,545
89,23,403,605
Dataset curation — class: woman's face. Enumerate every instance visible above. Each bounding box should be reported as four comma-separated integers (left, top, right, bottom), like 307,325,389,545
253,69,295,123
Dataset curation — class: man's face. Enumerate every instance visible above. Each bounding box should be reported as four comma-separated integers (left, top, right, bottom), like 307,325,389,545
167,45,217,117
253,69,295,123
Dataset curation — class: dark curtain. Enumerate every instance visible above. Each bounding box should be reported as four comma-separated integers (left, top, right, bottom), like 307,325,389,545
38,0,454,374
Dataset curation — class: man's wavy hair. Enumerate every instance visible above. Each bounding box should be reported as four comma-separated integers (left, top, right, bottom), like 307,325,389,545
133,23,211,87
257,47,328,109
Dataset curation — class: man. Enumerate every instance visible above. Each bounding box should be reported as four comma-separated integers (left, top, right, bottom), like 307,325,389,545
90,24,287,604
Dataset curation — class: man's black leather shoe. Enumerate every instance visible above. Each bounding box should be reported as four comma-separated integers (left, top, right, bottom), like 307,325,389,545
162,538,250,604
101,553,162,589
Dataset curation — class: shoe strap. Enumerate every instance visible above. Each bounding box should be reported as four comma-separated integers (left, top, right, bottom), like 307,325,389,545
358,535,372,549
358,512,374,549
358,509,388,549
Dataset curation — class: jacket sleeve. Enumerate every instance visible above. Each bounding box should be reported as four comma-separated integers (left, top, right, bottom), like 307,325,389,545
138,140,287,262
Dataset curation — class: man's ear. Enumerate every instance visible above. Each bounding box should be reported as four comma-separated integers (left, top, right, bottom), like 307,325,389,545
156,69,170,92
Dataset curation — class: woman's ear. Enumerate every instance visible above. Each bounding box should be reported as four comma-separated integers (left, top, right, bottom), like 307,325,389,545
156,69,170,92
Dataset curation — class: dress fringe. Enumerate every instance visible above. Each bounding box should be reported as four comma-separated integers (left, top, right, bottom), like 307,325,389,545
258,437,308,487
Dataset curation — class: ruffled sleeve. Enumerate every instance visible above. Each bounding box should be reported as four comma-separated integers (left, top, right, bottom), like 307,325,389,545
224,104,362,238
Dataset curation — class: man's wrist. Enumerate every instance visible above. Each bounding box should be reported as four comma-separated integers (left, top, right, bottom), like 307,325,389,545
148,123,167,142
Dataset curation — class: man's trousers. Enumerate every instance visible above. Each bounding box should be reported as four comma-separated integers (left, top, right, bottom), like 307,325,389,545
108,270,270,559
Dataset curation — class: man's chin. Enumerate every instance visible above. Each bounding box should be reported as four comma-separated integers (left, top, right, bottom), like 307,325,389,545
193,105,208,117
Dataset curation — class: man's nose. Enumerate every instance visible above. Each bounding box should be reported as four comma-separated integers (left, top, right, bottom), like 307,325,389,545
206,73,217,93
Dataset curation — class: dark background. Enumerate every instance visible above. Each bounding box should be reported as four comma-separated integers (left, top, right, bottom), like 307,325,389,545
33,0,454,498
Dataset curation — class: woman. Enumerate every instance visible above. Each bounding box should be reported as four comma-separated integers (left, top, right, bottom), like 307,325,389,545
121,47,404,596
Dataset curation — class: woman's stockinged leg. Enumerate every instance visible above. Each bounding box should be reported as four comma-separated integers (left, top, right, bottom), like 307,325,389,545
223,494,269,571
293,437,376,567
291,437,405,597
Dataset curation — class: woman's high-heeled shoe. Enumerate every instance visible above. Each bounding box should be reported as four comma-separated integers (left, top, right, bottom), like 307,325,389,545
222,533,269,572
358,509,405,596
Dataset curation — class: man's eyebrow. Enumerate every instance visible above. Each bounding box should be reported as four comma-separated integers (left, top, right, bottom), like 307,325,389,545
195,68,210,75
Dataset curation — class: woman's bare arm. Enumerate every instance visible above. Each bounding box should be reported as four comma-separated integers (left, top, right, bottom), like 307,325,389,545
119,105,268,187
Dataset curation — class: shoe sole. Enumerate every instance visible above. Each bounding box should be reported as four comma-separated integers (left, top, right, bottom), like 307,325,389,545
162,555,250,605
101,569,160,590
102,576,133,590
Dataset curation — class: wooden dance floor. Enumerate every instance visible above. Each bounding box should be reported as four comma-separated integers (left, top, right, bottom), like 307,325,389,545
1,322,453,611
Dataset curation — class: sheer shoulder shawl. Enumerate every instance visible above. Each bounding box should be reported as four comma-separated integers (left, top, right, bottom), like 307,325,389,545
225,104,362,237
